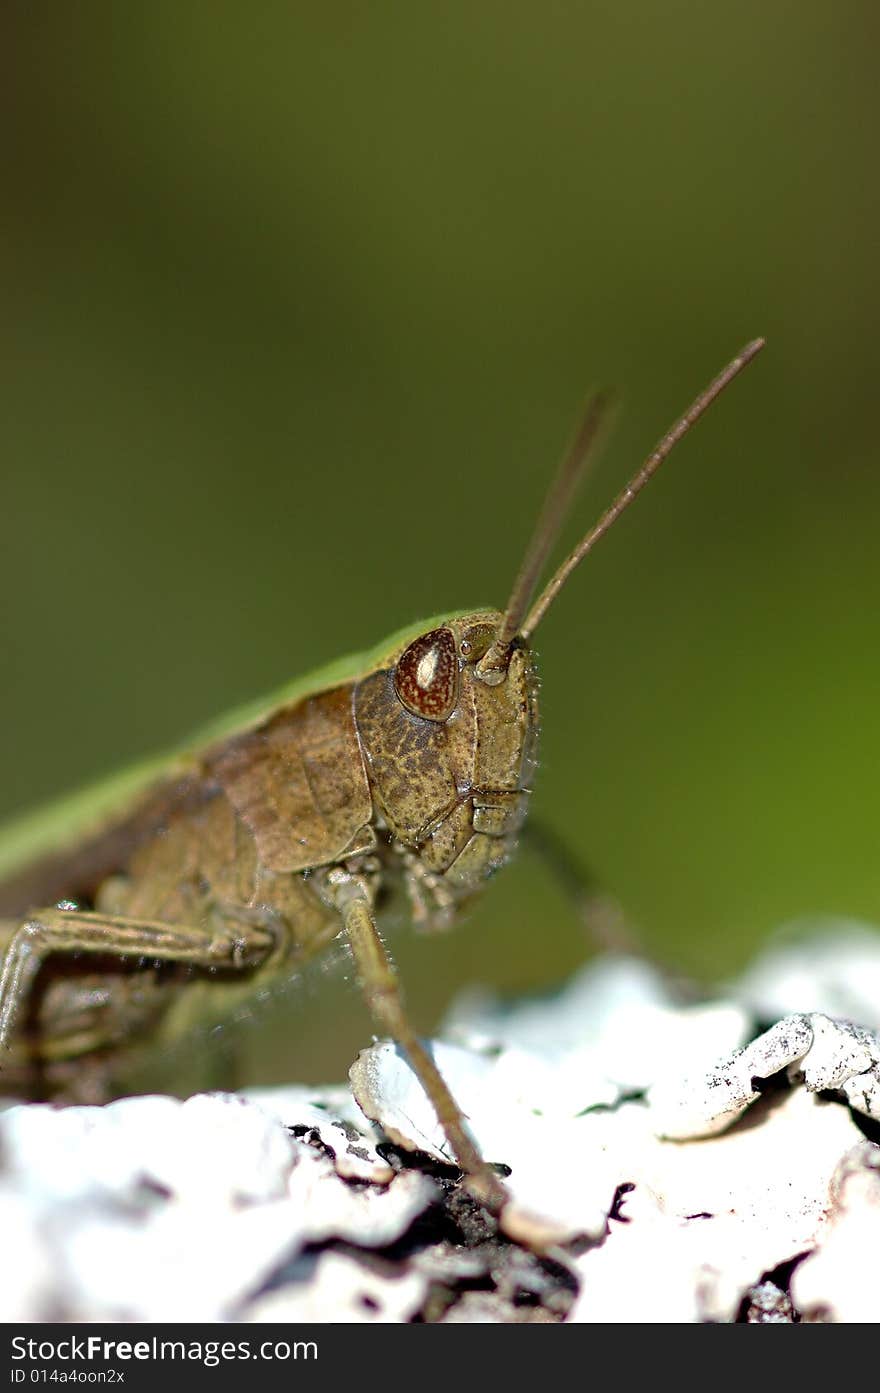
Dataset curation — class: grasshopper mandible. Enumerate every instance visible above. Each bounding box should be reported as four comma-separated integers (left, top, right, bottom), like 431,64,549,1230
0,340,764,1214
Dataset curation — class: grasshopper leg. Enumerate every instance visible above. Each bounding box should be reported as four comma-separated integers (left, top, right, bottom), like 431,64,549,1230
0,907,274,1055
337,880,508,1216
524,818,642,955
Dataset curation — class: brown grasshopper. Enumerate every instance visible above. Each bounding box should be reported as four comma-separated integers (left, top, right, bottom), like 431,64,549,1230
0,340,764,1215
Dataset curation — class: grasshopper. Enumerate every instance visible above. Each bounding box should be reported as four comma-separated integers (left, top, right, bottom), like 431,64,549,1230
0,340,764,1214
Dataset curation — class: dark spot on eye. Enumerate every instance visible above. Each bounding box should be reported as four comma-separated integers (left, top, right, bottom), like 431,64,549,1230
459,622,496,662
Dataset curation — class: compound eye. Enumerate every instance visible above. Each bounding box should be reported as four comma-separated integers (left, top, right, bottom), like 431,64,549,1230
394,627,458,722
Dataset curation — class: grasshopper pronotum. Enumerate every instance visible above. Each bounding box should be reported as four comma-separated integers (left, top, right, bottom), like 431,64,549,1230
0,340,764,1215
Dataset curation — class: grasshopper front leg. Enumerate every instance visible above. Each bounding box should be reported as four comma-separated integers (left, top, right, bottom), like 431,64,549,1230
334,875,508,1217
0,907,275,1056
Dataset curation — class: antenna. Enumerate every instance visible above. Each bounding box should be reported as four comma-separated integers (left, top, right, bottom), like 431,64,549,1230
521,338,766,640
475,338,765,683
494,389,615,652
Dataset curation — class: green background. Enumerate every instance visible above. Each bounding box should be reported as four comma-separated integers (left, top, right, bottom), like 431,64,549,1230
3,3,879,1084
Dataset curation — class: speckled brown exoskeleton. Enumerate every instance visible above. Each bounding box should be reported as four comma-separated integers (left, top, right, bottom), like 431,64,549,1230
0,341,764,1215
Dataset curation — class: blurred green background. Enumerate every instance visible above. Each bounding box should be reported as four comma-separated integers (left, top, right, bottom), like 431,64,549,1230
3,3,880,1085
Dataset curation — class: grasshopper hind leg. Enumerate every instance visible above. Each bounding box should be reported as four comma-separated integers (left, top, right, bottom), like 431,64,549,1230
0,906,275,1096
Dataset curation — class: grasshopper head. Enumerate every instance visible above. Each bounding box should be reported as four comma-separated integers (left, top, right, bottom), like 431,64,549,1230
354,609,539,907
